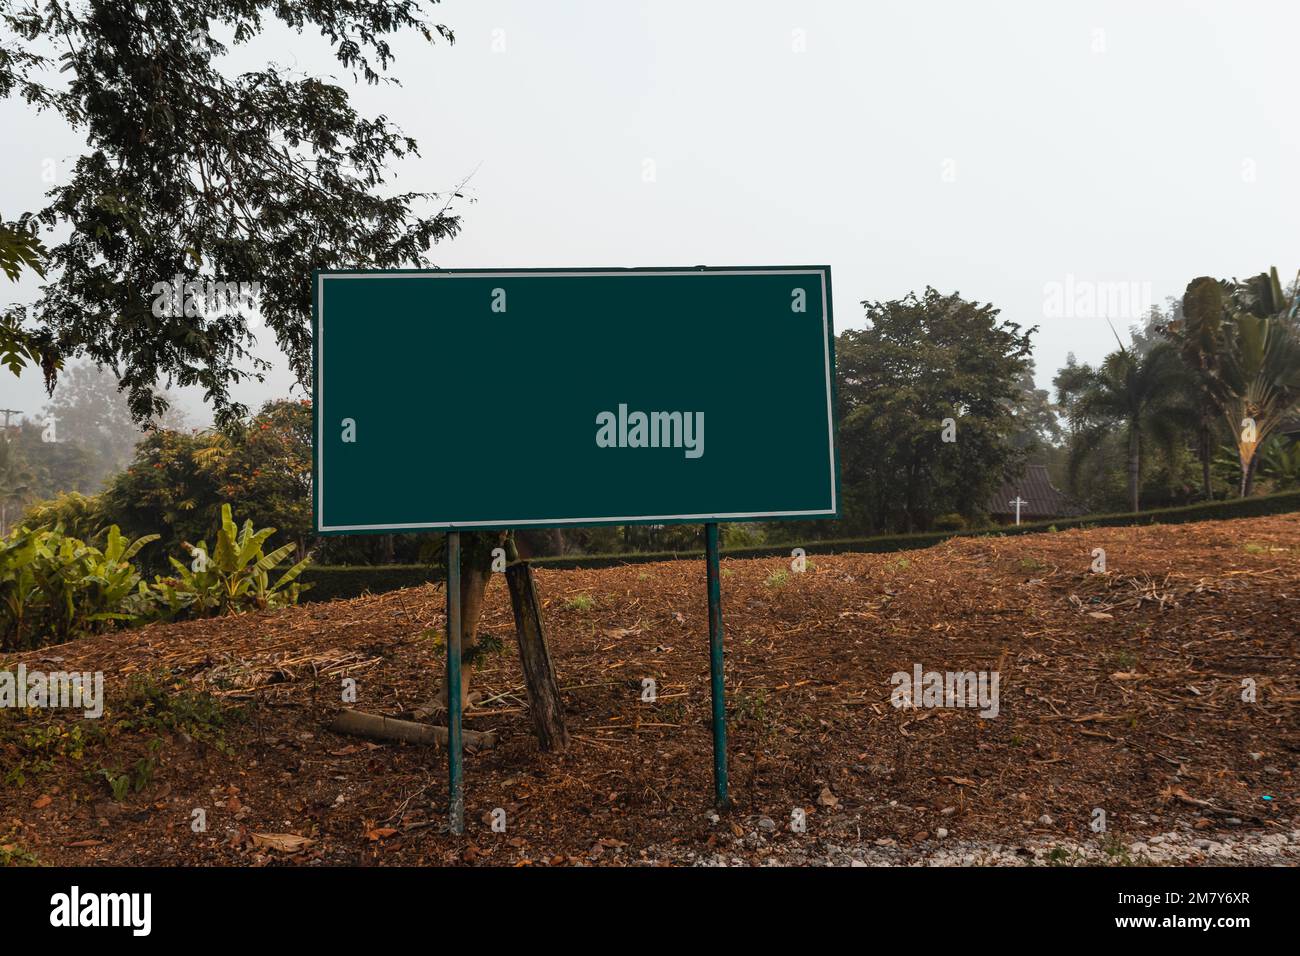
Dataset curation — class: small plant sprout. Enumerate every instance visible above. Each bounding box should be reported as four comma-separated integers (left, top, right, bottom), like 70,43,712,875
765,569,790,589
564,594,594,612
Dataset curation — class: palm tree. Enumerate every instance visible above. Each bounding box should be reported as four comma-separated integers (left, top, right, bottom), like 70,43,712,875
1215,268,1300,496
1168,277,1232,499
1071,340,1196,512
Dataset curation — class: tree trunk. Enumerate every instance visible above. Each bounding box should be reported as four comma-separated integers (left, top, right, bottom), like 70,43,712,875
549,527,565,556
505,560,570,751
1241,450,1260,497
1127,426,1141,513
1199,421,1213,500
423,530,502,714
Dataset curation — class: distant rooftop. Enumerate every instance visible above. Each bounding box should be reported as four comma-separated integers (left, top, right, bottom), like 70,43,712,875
988,464,1086,519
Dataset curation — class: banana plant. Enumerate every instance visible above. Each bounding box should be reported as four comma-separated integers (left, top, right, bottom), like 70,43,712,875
0,529,39,647
2,525,157,648
1259,436,1300,490
149,504,310,617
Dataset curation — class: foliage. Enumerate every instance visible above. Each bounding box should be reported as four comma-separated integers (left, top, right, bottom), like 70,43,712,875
832,287,1035,534
0,215,58,385
18,490,107,542
1060,339,1196,512
0,0,460,423
1258,436,1300,490
1167,277,1233,497
99,400,312,567
39,362,185,488
0,435,33,536
0,502,307,647
144,504,310,620
1,673,237,795
1218,269,1300,495
7,419,100,505
0,524,158,649
209,400,312,554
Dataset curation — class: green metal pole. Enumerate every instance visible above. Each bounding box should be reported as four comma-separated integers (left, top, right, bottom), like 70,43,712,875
705,522,729,809
446,531,464,835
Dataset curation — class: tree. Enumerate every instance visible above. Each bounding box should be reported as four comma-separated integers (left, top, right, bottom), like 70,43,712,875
834,288,1034,534
1,1,561,743
1166,278,1232,499
0,215,59,382
1008,363,1062,455
1220,268,1300,496
40,362,186,487
96,427,226,568
1,0,461,423
95,401,310,567
210,399,312,556
11,418,100,501
1068,341,1195,512
0,433,33,535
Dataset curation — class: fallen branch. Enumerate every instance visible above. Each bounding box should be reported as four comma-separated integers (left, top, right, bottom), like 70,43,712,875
326,708,497,750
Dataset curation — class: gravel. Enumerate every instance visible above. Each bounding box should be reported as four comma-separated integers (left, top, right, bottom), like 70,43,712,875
644,813,1300,867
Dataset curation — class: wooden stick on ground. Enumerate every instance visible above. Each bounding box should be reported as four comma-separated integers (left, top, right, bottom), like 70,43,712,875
327,708,497,750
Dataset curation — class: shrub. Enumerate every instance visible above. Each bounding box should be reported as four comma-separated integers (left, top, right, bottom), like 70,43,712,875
19,492,108,543
143,504,310,619
932,512,967,531
0,525,158,650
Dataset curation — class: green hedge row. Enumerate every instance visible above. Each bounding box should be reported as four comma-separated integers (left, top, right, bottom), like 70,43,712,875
298,564,436,603
298,490,1300,601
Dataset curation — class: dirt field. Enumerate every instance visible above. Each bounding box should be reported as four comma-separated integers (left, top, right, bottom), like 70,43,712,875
2,515,1297,867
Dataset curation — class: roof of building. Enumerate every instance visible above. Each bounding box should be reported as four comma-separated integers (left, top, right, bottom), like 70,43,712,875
987,464,1086,519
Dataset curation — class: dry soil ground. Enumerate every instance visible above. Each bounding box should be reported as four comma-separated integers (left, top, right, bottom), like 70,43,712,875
2,515,1297,866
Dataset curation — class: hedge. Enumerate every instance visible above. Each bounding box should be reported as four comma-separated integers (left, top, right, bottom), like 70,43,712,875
298,564,436,603
297,490,1300,601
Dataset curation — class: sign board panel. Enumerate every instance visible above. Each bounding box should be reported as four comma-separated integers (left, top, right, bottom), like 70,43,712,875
313,267,838,532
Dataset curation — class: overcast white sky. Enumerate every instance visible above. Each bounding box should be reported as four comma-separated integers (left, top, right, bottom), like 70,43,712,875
2,0,1298,424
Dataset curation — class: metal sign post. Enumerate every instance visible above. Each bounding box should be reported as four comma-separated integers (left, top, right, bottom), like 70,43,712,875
705,522,730,809
446,531,464,835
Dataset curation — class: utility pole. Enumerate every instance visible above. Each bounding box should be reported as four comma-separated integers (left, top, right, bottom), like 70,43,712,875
0,408,21,431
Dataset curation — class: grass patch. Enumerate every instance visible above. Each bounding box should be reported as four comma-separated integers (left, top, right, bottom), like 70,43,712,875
564,594,595,612
765,570,790,589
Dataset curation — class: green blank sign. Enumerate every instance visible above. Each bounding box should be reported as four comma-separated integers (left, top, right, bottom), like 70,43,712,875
313,267,839,533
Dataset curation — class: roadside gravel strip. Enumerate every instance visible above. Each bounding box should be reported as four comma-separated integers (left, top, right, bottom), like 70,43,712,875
657,816,1300,866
